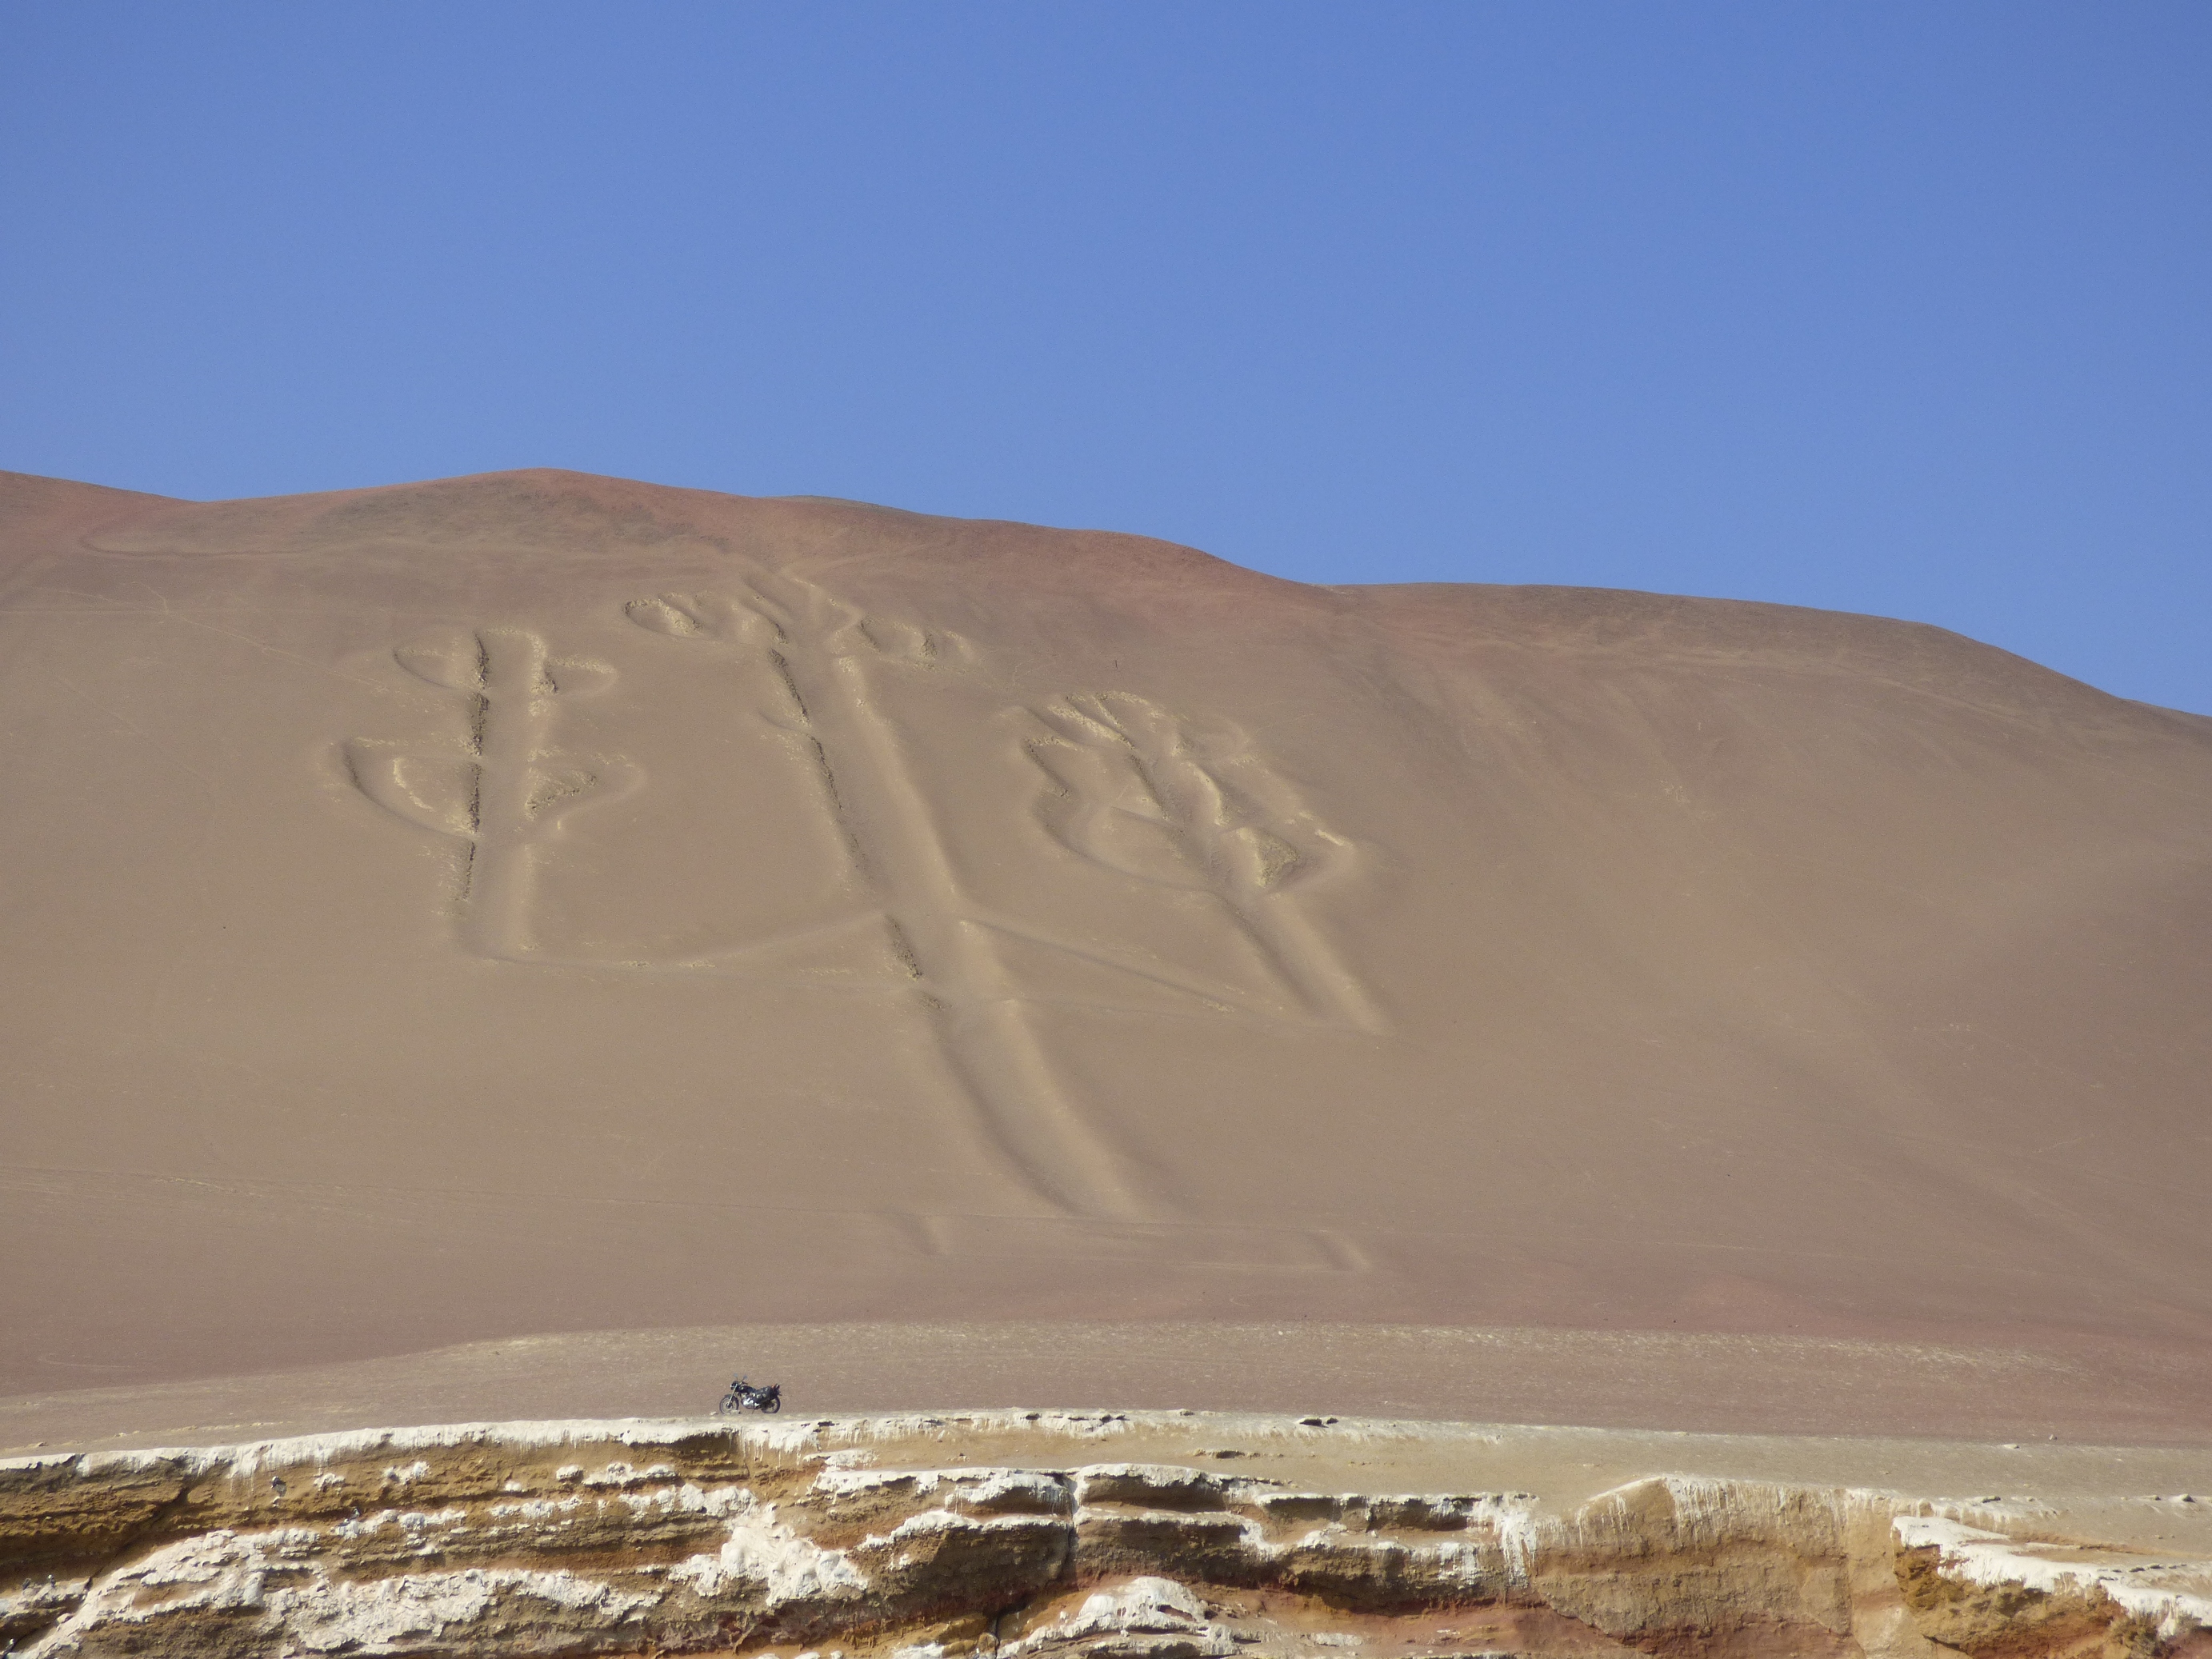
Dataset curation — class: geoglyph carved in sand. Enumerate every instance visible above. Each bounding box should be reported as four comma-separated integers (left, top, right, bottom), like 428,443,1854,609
343,567,1376,1221
340,626,637,962
625,572,1166,1221
1022,690,1384,1036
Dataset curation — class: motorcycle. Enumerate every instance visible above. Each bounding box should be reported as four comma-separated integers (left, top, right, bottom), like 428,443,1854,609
718,1376,782,1414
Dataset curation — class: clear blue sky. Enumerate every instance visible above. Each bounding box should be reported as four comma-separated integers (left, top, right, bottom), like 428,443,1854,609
6,4,2208,711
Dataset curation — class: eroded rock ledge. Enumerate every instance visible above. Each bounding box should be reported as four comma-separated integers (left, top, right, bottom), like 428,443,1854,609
2,1413,2206,1659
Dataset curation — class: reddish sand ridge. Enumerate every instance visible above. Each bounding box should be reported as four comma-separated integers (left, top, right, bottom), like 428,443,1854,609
1,467,2206,1433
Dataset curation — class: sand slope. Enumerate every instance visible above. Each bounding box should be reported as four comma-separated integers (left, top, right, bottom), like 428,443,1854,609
2,468,2206,1426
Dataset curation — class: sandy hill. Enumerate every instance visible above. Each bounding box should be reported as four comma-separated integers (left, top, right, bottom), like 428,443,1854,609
2,467,2206,1438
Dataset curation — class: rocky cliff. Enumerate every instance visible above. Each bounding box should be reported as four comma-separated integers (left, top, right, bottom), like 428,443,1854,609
4,1413,2206,1659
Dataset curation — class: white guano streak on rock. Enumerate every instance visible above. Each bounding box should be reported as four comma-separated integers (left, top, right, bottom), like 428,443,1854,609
23,1523,658,1658
1060,1575,1207,1636
1896,1513,2212,1633
268,1567,658,1655
666,1501,869,1605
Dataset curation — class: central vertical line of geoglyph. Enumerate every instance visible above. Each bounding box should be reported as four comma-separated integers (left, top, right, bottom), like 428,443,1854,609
460,630,556,961
627,575,1163,1222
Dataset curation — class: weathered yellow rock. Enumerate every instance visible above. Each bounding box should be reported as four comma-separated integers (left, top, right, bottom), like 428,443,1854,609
3,1418,2206,1658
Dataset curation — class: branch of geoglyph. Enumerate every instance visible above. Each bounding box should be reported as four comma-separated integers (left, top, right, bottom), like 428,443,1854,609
344,625,625,846
1029,692,1342,901
1026,691,1380,1032
627,580,975,672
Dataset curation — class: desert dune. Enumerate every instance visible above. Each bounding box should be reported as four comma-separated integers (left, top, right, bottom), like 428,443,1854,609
2,465,2207,1443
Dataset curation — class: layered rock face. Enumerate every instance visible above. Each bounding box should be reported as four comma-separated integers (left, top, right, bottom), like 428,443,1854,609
6,1415,2206,1659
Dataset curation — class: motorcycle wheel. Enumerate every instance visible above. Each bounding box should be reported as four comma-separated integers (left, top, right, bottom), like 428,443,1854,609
765,1396,781,1413
717,1395,741,1415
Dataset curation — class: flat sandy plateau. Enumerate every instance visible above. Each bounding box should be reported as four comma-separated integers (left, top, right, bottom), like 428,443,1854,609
2,466,2207,1469
6,1322,2212,1459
